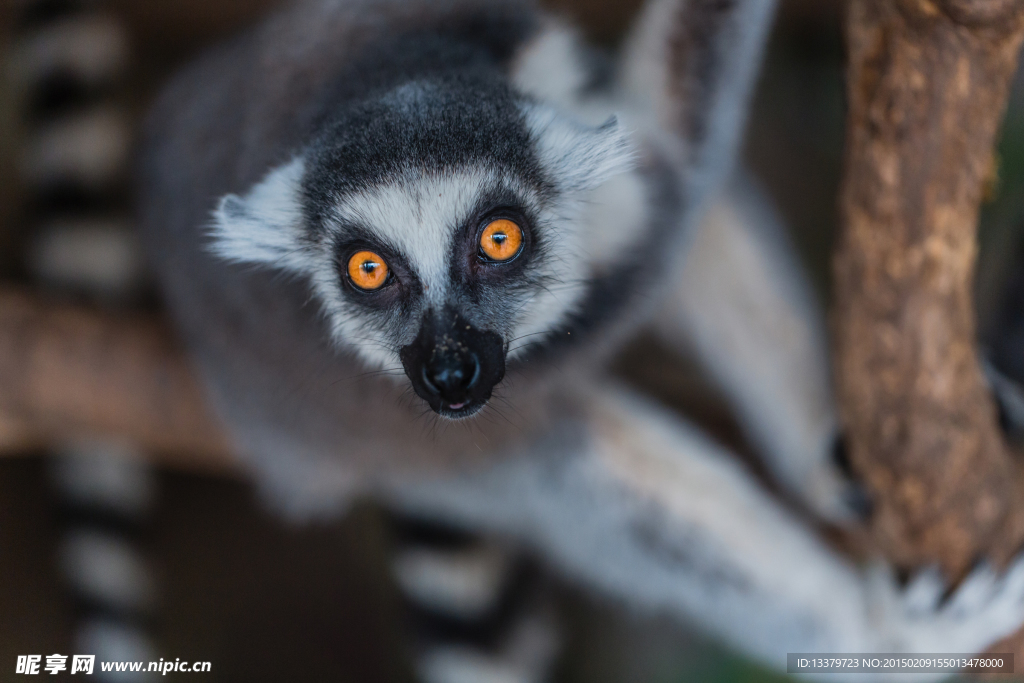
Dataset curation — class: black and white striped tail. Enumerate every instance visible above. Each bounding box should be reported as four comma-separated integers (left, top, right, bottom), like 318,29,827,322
390,514,561,683
14,2,155,680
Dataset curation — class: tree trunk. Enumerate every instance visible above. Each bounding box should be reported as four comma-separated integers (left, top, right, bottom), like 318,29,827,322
835,0,1024,579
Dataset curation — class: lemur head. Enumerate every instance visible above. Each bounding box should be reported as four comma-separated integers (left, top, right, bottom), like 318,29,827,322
209,74,634,419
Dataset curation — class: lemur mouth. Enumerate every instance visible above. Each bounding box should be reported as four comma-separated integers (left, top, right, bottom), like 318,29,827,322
399,312,505,420
438,400,485,420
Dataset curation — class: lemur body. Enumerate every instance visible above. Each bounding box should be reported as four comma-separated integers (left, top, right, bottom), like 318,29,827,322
141,0,683,492
139,0,1024,675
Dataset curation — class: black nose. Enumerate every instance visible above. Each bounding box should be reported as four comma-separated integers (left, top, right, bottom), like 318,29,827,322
423,353,480,399
400,311,505,417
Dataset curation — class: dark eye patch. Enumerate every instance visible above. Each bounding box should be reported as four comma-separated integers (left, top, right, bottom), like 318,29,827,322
332,228,420,305
449,186,543,284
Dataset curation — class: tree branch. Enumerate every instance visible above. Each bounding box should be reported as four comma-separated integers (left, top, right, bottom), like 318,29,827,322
0,288,235,471
835,0,1024,578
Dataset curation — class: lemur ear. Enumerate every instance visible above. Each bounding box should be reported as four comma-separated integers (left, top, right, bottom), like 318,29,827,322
525,107,636,193
208,157,310,272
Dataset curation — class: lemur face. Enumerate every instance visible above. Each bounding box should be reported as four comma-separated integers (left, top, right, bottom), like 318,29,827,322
324,168,543,418
209,77,633,418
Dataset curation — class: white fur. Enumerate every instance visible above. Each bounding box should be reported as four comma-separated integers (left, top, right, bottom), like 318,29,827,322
523,105,635,194
327,169,502,310
656,180,850,521
576,171,649,272
384,386,1024,680
512,21,636,131
208,157,310,272
511,21,589,112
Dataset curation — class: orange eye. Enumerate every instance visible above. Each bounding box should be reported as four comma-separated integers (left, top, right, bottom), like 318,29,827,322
479,219,524,262
347,250,390,291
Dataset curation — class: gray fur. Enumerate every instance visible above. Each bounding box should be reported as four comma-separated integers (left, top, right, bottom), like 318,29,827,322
139,0,1024,671
138,0,684,487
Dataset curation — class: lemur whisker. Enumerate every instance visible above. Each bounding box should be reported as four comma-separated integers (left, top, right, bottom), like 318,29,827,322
507,330,555,344
329,368,406,387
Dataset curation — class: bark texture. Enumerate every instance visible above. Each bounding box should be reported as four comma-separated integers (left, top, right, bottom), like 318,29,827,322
835,0,1024,578
0,288,235,471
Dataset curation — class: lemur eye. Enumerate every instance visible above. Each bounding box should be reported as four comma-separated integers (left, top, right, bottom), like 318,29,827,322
479,219,523,262
347,250,390,291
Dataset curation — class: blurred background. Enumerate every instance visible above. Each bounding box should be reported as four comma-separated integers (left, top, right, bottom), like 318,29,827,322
1,0,1023,681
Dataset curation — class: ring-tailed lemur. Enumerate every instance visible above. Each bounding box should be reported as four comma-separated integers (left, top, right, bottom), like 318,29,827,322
11,2,161,678
138,0,1024,677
